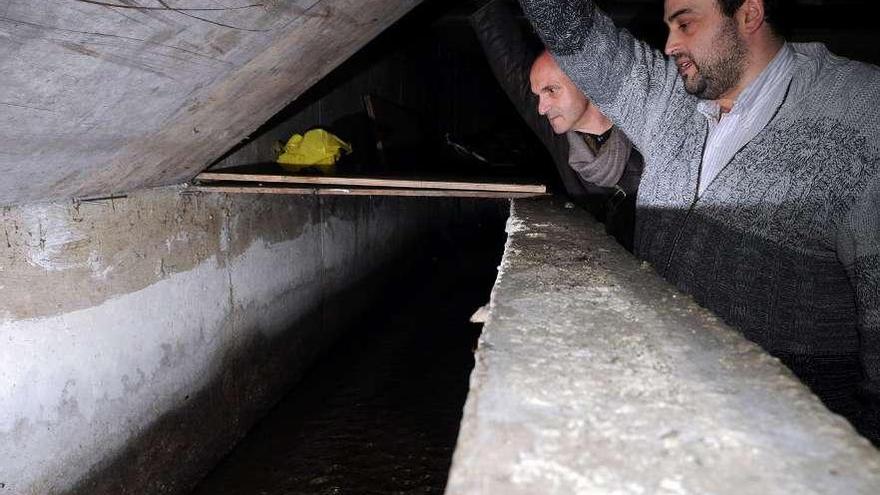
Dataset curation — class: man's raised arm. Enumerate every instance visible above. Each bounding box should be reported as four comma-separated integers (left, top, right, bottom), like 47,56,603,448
518,0,683,153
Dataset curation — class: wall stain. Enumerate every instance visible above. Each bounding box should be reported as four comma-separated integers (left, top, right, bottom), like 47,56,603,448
0,187,313,321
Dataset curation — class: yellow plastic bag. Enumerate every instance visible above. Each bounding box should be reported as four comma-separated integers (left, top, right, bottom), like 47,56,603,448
276,128,352,174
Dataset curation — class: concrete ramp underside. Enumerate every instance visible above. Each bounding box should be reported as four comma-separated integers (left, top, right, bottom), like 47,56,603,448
0,0,422,206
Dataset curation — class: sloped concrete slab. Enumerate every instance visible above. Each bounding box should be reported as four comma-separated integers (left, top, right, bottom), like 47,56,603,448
0,0,421,206
446,198,880,494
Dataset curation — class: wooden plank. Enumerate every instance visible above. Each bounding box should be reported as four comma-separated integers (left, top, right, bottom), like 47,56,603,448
195,171,547,194
188,185,546,199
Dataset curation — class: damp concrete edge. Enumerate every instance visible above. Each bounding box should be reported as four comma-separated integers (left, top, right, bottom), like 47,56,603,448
446,197,880,495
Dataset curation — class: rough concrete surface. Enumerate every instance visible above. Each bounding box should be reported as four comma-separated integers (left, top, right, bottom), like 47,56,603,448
0,0,422,206
0,186,492,495
446,198,880,495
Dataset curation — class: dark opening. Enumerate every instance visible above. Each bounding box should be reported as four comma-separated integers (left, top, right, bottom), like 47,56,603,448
190,207,508,495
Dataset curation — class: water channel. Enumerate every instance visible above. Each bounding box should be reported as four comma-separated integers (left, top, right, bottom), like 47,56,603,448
191,220,506,494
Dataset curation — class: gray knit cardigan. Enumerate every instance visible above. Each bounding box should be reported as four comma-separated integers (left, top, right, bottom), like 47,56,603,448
520,0,880,437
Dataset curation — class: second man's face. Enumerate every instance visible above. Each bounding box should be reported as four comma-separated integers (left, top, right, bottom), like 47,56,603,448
529,58,589,134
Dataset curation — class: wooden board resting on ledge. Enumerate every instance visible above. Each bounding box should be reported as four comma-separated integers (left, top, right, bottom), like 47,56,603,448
195,164,546,194
188,184,546,199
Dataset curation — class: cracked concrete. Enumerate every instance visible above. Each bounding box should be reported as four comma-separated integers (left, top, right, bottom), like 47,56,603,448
446,198,880,495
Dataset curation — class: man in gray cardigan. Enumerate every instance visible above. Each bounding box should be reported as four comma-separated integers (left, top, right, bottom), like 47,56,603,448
520,0,880,444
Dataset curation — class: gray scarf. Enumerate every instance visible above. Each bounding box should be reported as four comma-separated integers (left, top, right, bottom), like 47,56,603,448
566,127,631,188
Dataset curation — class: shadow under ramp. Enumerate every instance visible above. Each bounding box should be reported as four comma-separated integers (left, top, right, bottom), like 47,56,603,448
189,218,506,494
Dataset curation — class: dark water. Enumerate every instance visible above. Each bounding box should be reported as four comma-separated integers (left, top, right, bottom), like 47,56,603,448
190,229,504,495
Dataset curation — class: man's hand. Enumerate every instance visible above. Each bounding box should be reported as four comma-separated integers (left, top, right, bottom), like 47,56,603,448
518,0,595,55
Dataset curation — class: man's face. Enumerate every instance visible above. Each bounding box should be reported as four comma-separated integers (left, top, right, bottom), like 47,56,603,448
663,0,747,100
529,55,590,134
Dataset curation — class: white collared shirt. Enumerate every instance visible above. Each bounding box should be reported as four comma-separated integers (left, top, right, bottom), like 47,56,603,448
696,44,796,196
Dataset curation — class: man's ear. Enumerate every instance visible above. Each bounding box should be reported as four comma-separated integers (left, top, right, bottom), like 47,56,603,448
737,0,766,35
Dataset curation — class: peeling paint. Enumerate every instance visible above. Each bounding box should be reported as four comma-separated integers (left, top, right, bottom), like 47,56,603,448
20,205,91,272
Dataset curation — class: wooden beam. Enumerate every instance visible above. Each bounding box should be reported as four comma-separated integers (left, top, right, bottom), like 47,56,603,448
188,184,546,199
195,171,547,194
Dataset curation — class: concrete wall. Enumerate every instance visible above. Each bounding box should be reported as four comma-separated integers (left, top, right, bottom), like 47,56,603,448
446,198,880,494
0,186,501,495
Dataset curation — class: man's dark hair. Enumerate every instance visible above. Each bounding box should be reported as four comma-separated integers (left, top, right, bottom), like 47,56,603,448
715,0,788,36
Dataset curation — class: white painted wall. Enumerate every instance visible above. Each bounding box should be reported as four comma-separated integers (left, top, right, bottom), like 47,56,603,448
0,187,476,494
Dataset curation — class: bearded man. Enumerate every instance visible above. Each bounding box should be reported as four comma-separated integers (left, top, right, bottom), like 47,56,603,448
519,0,880,445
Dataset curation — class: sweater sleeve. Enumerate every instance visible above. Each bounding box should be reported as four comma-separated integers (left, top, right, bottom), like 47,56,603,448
836,178,880,437
518,0,683,153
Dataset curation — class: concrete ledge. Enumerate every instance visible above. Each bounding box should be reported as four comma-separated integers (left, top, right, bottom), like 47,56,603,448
446,198,880,494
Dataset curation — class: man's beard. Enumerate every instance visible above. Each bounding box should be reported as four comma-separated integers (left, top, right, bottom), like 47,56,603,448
677,19,747,100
